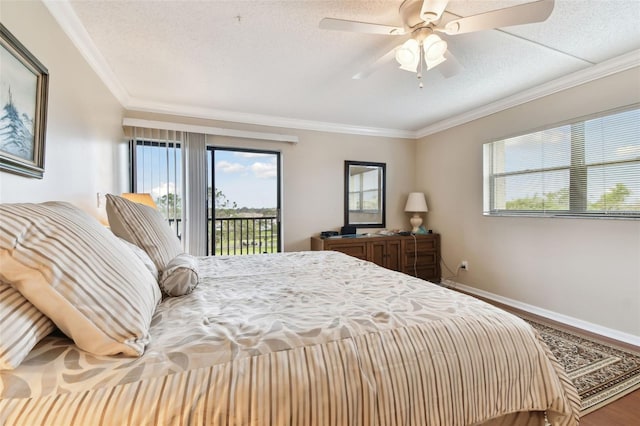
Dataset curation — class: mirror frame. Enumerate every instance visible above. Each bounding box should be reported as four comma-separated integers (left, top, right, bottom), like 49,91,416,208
344,160,386,229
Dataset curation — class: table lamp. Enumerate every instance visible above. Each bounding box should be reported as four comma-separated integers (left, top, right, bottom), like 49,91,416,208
121,193,157,209
404,192,428,233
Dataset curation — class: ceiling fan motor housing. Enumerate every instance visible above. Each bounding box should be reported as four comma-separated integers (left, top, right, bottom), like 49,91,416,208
400,0,437,31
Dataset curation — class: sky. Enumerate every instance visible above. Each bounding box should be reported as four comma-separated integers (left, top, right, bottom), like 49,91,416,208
136,145,278,209
210,150,278,209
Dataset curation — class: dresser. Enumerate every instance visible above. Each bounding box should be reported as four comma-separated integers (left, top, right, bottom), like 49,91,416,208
311,233,441,283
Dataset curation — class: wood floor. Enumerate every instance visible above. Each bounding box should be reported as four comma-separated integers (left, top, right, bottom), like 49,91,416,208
580,388,640,425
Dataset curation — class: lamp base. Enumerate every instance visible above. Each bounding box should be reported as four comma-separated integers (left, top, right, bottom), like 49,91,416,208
409,213,422,234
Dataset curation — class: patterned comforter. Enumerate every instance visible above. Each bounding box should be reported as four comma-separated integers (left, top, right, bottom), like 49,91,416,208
0,251,580,425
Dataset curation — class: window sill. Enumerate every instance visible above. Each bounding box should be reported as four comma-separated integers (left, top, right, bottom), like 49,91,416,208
484,212,640,220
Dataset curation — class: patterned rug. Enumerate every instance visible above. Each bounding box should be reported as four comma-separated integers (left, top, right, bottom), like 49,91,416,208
525,318,640,414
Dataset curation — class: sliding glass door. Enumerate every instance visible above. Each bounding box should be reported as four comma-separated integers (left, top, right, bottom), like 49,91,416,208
207,147,281,255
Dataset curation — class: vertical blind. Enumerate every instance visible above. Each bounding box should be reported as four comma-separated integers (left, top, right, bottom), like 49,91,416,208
484,105,640,217
125,127,184,239
182,133,208,256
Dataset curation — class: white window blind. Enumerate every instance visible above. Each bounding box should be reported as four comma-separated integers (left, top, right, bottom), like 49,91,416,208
483,105,640,218
126,127,184,238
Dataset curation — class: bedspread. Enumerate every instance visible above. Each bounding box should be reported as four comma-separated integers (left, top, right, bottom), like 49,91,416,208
0,251,580,425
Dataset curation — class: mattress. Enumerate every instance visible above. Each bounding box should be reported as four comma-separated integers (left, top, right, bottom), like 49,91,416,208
0,251,580,425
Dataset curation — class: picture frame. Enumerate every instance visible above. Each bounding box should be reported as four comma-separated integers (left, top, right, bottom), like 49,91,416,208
0,23,48,179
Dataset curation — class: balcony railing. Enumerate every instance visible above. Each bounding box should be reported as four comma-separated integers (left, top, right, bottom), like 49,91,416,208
168,216,279,256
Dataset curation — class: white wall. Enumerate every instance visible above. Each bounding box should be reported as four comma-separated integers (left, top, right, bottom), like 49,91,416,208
124,111,417,252
0,1,125,220
416,68,640,336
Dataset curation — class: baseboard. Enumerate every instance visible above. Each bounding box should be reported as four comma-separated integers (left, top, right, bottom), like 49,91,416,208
442,279,640,347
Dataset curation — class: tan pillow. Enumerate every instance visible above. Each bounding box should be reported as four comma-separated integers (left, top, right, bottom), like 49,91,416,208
0,202,161,357
160,253,199,296
0,281,55,369
105,194,182,271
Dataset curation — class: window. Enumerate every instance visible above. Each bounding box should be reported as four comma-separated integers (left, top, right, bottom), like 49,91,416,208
130,137,183,237
484,106,640,218
349,169,380,211
130,133,283,255
207,147,281,256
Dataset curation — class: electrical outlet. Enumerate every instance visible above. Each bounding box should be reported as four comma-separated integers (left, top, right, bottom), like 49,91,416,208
460,260,469,271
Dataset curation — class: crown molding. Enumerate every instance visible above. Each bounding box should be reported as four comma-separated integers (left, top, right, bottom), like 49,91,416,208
415,49,640,139
122,118,299,143
45,0,639,141
42,0,413,139
125,100,416,139
43,0,130,105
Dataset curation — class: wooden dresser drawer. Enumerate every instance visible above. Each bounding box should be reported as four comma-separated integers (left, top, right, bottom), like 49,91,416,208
323,241,368,260
310,234,441,282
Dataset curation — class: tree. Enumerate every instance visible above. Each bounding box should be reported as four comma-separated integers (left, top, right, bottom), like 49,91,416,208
506,188,569,211
589,183,631,211
209,187,238,218
505,184,636,212
155,193,182,219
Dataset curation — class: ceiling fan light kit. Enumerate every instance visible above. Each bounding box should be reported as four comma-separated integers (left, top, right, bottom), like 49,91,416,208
395,33,448,85
320,0,555,88
423,34,447,64
396,39,420,71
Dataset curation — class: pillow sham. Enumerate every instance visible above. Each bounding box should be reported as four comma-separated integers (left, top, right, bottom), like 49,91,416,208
0,202,161,357
118,237,159,281
0,281,55,370
160,253,200,296
105,194,182,271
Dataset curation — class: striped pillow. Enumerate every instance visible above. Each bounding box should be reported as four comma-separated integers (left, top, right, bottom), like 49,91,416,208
0,282,55,369
118,237,159,281
160,253,199,296
0,202,161,357
105,194,182,271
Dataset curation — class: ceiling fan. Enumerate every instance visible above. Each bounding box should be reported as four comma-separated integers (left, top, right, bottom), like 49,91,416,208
320,0,555,87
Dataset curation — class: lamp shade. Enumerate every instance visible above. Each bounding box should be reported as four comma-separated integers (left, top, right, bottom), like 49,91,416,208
121,193,157,209
404,192,428,212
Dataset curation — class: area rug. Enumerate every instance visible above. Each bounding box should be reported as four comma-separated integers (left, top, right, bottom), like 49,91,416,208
524,318,640,415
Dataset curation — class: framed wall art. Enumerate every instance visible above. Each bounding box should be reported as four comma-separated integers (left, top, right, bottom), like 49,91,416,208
0,23,49,179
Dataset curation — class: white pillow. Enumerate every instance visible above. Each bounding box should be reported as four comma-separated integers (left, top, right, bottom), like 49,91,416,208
0,281,55,370
0,202,161,357
118,237,159,281
160,253,200,296
105,194,182,271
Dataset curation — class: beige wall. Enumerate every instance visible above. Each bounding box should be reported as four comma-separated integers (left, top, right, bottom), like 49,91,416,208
3,0,637,337
416,68,640,336
0,0,416,252
124,111,417,252
0,1,125,220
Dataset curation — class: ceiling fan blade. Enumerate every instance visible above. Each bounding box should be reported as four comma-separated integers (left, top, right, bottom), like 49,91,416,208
420,0,450,24
319,18,405,35
352,47,398,79
437,51,462,78
439,0,554,35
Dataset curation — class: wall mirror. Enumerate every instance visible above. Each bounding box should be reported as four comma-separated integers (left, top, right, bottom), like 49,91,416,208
344,160,386,229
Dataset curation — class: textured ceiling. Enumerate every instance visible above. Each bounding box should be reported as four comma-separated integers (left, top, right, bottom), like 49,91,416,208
57,0,640,136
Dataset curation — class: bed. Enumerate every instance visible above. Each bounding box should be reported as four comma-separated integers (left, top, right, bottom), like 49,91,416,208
0,198,580,426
